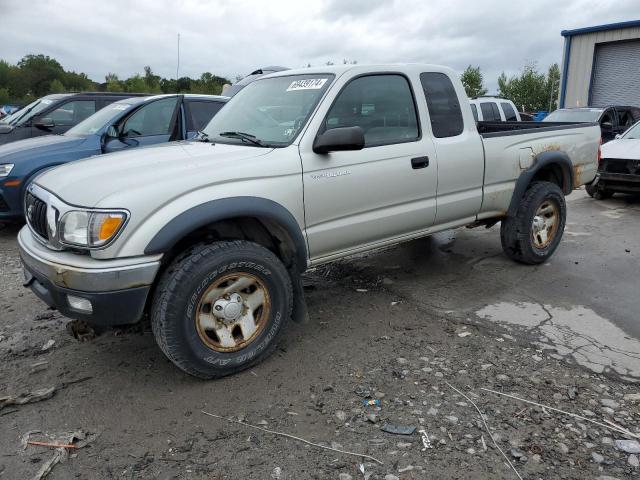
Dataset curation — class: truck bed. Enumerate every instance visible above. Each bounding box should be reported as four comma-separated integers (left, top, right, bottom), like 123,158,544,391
478,120,598,137
477,121,601,219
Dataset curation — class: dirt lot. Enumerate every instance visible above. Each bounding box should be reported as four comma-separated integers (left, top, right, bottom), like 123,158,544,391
1,190,639,480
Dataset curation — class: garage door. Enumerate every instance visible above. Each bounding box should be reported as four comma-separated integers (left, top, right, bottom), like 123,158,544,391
590,40,640,107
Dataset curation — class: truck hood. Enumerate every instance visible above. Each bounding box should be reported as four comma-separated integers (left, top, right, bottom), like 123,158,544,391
36,141,274,207
0,134,89,163
601,139,640,160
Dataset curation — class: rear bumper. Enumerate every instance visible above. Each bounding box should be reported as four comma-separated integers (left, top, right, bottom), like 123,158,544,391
18,226,162,326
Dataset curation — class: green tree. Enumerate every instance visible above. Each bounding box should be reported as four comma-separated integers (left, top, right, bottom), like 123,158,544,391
18,54,65,97
49,79,66,93
64,71,94,92
0,87,10,104
545,63,561,112
460,65,488,98
105,73,124,92
498,62,549,112
125,74,146,93
143,66,162,93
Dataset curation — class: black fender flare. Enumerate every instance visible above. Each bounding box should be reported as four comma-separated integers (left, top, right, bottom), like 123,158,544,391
506,151,574,217
144,196,308,269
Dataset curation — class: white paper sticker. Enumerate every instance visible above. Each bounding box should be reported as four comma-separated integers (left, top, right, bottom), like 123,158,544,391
286,78,327,92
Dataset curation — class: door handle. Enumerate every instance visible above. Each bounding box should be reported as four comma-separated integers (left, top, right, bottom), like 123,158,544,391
411,156,429,169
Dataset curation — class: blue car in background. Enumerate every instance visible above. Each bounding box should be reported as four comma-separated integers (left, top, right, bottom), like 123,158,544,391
0,93,227,220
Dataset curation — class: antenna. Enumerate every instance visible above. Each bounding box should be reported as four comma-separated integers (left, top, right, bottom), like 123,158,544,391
176,33,180,86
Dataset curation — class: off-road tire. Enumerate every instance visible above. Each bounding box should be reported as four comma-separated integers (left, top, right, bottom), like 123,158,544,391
151,241,293,379
500,181,566,265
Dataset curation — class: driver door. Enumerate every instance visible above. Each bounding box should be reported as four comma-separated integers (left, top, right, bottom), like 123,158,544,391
103,96,180,153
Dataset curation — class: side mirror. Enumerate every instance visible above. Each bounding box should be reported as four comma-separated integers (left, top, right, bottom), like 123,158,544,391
34,117,55,130
313,126,365,154
615,134,622,140
105,125,119,138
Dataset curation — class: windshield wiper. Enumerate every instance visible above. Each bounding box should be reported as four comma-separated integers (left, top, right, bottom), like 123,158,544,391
196,130,212,143
218,131,266,147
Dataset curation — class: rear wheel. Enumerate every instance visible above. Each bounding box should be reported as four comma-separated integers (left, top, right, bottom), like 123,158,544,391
500,181,566,265
585,182,613,200
151,241,293,379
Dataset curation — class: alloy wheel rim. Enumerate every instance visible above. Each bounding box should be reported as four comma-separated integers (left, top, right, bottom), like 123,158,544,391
196,273,271,352
531,200,559,249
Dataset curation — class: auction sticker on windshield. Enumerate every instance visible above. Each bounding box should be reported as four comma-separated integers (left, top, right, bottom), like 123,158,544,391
286,78,327,91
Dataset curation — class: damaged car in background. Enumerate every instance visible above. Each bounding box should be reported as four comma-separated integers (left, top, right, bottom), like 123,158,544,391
587,120,640,199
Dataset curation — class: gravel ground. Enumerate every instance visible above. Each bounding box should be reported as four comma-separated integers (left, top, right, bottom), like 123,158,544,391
1,204,639,479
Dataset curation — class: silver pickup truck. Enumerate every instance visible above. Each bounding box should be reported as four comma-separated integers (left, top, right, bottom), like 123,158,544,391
18,64,600,378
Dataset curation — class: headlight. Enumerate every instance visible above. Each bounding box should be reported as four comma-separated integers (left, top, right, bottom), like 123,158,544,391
59,210,127,247
0,164,14,177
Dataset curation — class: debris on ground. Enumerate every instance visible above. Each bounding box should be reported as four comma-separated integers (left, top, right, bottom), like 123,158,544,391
380,423,416,435
25,430,98,480
0,386,56,411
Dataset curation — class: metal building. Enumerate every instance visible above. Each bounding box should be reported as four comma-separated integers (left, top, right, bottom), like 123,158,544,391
559,20,640,108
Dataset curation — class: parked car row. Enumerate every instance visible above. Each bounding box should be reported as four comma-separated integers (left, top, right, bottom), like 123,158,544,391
0,94,227,220
15,63,600,378
0,92,150,145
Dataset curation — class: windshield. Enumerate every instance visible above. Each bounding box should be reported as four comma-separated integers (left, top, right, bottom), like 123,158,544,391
622,122,640,139
66,102,133,136
543,109,602,123
202,74,334,147
5,98,55,126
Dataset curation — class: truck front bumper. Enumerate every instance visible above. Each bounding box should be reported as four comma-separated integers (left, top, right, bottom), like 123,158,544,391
18,226,162,326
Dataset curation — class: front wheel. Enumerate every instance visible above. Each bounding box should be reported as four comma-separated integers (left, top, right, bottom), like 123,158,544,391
151,241,293,379
500,181,566,265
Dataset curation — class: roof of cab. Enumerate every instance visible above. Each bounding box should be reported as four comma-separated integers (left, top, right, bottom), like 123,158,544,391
261,63,456,79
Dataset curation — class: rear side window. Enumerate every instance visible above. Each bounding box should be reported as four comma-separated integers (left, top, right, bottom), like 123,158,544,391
186,101,224,131
501,102,517,121
49,100,96,126
325,74,419,147
480,102,501,121
420,72,464,138
470,104,478,122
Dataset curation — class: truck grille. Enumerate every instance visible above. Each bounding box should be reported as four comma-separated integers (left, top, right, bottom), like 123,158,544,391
602,158,640,175
25,191,49,240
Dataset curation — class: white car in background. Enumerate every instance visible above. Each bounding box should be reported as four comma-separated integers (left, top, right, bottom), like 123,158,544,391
587,120,640,199
469,96,521,122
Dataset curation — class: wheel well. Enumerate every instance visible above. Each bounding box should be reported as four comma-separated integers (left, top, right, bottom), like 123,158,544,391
530,163,570,193
160,216,300,272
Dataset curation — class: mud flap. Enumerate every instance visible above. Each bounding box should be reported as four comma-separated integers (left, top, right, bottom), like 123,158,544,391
290,270,309,324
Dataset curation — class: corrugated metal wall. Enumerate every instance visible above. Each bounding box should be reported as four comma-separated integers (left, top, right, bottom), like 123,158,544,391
561,26,640,108
590,40,640,106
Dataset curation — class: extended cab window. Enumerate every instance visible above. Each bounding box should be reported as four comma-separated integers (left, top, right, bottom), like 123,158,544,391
325,74,419,146
420,72,463,137
49,100,96,126
186,101,224,131
470,104,478,122
121,97,179,137
480,102,500,121
501,102,517,121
